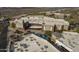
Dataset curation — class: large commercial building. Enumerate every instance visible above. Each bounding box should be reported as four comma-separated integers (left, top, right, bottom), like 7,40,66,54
11,15,69,32
11,33,59,52
53,13,70,19
51,31,79,52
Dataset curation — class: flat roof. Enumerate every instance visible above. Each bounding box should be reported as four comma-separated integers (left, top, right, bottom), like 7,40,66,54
53,31,79,52
13,34,59,52
15,15,69,26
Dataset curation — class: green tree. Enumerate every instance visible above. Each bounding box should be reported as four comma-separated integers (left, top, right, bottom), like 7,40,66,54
75,28,79,33
11,22,16,28
0,24,2,32
45,31,52,37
